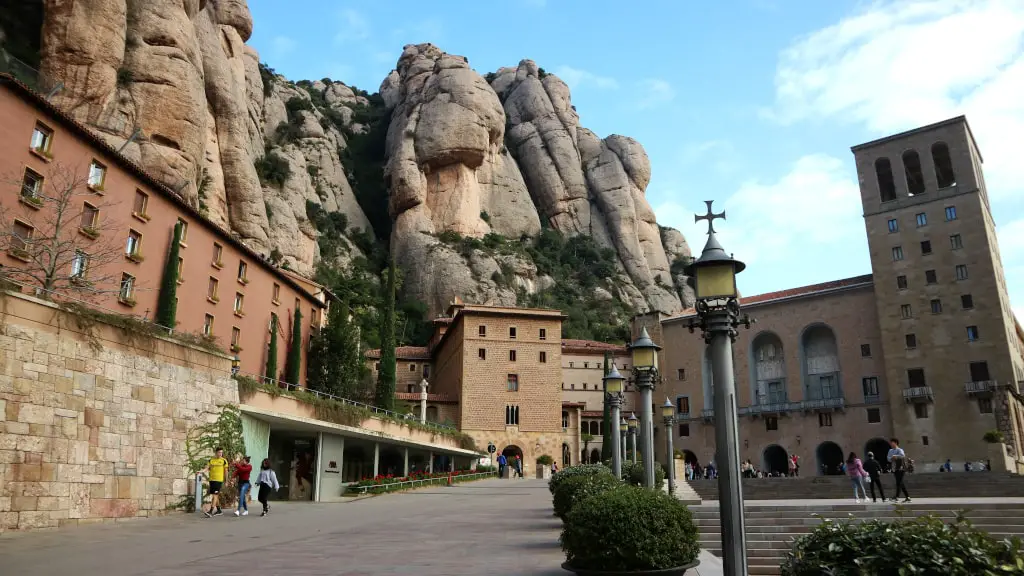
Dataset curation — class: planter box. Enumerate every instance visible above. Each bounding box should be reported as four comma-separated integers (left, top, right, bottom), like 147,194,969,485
561,560,700,575
536,464,552,479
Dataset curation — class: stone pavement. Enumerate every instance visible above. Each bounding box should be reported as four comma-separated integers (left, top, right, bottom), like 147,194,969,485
0,478,723,576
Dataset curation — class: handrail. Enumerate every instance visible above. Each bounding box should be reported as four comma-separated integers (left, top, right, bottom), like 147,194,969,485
353,470,497,494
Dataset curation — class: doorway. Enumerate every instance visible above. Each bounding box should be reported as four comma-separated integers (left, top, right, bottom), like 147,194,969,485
267,431,317,501
762,444,789,476
816,441,844,475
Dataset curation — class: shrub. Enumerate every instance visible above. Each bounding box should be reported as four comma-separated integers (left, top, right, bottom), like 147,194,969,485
984,429,1005,444
561,486,700,571
621,460,666,491
553,473,621,520
781,513,1024,576
536,454,554,466
549,463,612,496
254,153,291,187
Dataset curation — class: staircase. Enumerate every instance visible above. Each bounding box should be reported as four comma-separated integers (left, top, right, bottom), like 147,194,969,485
693,501,1024,575
690,472,1024,500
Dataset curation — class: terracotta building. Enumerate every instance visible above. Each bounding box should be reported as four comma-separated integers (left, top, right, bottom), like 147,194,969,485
645,116,1024,475
560,340,633,464
0,75,325,385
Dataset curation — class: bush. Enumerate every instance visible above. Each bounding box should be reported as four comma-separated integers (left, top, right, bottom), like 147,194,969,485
552,473,621,520
561,486,700,571
549,463,612,496
984,429,1005,444
782,513,1024,576
536,454,554,466
254,153,291,187
621,460,666,491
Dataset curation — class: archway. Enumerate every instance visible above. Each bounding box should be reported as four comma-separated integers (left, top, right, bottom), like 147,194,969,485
590,449,601,464
501,445,523,461
865,438,891,472
562,443,571,467
751,331,786,405
762,444,789,476
816,441,844,475
802,324,841,400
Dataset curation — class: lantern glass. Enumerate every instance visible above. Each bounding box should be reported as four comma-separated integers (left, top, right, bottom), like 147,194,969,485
694,261,738,300
631,346,657,371
627,415,638,429
619,420,628,432
605,374,624,395
661,399,675,419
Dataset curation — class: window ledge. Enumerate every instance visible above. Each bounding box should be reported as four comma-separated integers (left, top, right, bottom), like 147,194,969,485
176,278,185,285
19,196,43,210
78,227,100,240
87,184,105,195
118,297,136,308
178,242,188,249
125,252,145,264
29,148,52,162
207,297,220,305
238,277,249,286
212,261,224,270
7,249,31,263
230,345,243,353
131,212,151,223
234,310,245,318
271,299,280,306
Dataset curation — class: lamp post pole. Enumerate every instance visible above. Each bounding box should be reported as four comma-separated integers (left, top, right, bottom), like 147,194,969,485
620,420,627,464
628,413,638,464
662,399,676,495
604,364,626,479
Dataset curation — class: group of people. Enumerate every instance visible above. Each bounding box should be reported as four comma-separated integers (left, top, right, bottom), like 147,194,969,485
495,453,526,478
685,460,717,480
845,438,912,503
200,447,281,518
940,458,991,472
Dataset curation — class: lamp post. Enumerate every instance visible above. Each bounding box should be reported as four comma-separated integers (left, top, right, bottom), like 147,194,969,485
619,418,628,464
662,398,676,495
603,364,625,478
628,413,638,463
685,200,753,576
629,327,661,488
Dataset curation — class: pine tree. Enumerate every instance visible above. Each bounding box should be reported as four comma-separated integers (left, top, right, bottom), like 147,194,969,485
284,307,303,387
154,222,182,330
265,313,279,385
374,256,397,411
307,301,363,399
601,350,613,462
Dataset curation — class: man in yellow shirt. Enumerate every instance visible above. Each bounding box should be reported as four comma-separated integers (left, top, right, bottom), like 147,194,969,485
202,447,228,517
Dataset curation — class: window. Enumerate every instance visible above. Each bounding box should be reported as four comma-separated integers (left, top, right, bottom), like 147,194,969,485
925,270,937,284
932,143,956,188
233,292,244,314
87,161,106,189
915,212,927,227
583,384,588,390
231,327,240,349
562,411,568,428
900,304,912,319
70,250,89,278
203,314,214,336
679,424,690,437
30,123,53,154
950,234,962,250
478,348,486,360
876,158,897,202
570,383,575,390
125,230,142,258
930,299,942,314
920,240,932,255
861,344,871,357
677,368,686,380
945,205,957,221
862,377,879,397
212,243,224,267
507,374,519,392
538,351,547,363
961,294,974,309
409,364,416,373
819,413,833,427
478,325,486,337
509,350,517,362
133,190,149,217
177,219,189,244
676,396,690,415
914,403,929,419
867,408,881,423
423,365,430,378
569,362,574,368
584,362,589,369
505,405,519,426
81,203,99,230
207,277,219,301
903,151,926,196
907,368,926,388
896,275,908,290
509,326,517,339
765,416,779,431
119,273,135,302
10,220,33,253
905,333,917,349
955,264,968,281
237,260,248,282
176,257,184,283
887,219,898,233
979,398,993,414
539,328,546,340
892,246,904,261
970,362,990,382
922,435,930,446
21,168,43,200
967,326,979,342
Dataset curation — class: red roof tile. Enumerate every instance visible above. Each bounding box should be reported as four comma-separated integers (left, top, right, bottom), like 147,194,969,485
581,410,604,418
365,346,431,360
667,274,874,320
561,339,628,354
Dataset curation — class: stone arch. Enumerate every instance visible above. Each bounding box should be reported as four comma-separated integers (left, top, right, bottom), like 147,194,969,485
876,157,897,202
931,142,956,188
681,449,699,467
816,441,844,475
762,444,789,476
749,330,787,405
590,448,601,464
800,323,841,400
501,445,523,461
865,437,891,472
902,149,926,196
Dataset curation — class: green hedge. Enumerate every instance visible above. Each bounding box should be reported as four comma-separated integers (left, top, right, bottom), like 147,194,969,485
549,463,612,495
552,473,621,520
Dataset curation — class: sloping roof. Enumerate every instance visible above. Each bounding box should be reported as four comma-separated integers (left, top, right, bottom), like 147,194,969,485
365,346,431,360
562,401,586,408
581,410,604,418
562,339,628,354
395,392,457,403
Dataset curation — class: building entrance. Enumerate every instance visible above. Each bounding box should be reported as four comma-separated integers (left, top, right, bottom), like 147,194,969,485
268,431,317,501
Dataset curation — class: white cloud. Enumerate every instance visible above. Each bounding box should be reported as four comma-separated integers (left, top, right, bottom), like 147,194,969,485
636,78,675,109
268,36,296,62
334,9,371,44
767,0,1024,200
554,65,619,91
996,218,1024,320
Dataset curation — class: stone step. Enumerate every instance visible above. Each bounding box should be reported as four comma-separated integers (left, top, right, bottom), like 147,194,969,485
694,515,1024,526
748,563,782,575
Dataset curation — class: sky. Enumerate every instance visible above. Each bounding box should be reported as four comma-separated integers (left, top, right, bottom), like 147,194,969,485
247,0,1024,317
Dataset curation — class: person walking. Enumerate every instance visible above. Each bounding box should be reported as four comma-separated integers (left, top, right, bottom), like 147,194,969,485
513,454,523,478
497,452,507,478
255,458,280,517
201,447,228,517
863,452,886,503
233,455,253,517
846,452,869,503
887,438,911,502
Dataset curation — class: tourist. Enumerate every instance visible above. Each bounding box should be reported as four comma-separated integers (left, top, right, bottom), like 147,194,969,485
684,462,693,480
846,452,869,503
944,458,953,472
256,458,280,517
233,455,253,517
497,452,507,478
964,459,973,472
862,452,886,503
201,447,228,517
887,438,911,502
789,454,799,477
551,461,558,473
513,454,523,478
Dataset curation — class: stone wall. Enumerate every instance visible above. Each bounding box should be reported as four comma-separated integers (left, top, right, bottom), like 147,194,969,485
0,291,238,531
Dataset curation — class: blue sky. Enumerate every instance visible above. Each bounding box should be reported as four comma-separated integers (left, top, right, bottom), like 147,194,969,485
248,0,1024,315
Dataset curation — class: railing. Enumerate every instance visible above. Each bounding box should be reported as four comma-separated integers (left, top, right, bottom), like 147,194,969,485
351,470,497,495
965,380,996,395
0,51,62,97
701,409,715,421
801,397,846,411
902,386,934,402
863,394,883,405
745,401,800,416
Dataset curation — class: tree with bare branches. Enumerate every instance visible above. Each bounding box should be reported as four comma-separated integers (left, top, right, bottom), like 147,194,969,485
0,161,124,299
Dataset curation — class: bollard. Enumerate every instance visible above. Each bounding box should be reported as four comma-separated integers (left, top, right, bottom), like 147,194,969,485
194,473,203,515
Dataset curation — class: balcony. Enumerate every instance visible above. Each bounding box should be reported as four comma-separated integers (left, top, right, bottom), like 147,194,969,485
800,397,846,412
745,401,800,417
701,409,715,422
965,380,996,396
902,386,933,403
863,394,883,405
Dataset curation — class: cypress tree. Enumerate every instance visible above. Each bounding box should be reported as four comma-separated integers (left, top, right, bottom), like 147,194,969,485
374,256,397,411
265,313,279,385
284,307,303,387
154,222,182,330
600,350,613,461
307,301,361,398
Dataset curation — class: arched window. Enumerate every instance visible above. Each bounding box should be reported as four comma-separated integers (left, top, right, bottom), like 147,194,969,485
876,158,897,202
802,325,840,400
902,150,925,196
932,142,956,188
590,421,600,436
751,332,786,405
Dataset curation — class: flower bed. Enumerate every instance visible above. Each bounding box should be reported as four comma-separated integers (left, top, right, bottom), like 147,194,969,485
346,470,496,495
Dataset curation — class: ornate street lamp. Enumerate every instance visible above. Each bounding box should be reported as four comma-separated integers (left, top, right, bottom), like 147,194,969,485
619,418,628,465
630,326,661,488
685,200,753,576
662,398,676,495
603,364,626,478
627,412,639,464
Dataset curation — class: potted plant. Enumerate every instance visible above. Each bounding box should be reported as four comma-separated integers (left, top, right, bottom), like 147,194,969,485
552,473,621,520
561,486,700,575
536,454,555,479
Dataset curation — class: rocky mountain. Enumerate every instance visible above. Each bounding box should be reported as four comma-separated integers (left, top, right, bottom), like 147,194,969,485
2,1,695,328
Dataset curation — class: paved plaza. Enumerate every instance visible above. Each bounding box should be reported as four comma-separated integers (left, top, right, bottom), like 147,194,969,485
0,478,723,576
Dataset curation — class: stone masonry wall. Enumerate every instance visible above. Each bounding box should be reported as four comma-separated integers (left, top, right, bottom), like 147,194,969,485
0,292,238,531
